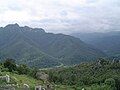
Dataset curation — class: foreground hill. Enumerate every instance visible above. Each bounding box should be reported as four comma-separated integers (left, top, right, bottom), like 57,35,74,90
1,58,119,90
0,24,105,67
48,59,120,90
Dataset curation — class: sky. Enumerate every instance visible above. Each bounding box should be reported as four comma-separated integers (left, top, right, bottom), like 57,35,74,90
0,0,120,34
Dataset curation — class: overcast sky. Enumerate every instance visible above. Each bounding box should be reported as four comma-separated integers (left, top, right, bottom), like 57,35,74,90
0,0,120,34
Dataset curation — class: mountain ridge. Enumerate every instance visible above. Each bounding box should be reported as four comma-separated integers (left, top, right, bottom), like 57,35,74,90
0,24,105,67
71,31,120,56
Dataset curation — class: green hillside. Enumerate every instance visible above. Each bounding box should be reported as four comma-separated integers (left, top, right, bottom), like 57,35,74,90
0,37,59,68
71,31,120,56
47,58,120,90
0,58,120,90
0,24,105,67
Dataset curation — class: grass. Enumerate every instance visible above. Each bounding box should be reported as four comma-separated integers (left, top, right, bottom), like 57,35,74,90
55,85,75,90
1,72,43,90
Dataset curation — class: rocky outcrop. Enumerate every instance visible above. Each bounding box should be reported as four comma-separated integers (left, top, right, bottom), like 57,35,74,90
36,71,49,82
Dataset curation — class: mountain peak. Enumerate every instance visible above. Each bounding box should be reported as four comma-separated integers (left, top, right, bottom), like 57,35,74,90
3,24,45,33
4,23,20,29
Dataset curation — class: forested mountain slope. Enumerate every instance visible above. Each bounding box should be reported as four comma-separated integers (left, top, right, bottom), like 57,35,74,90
0,24,105,67
71,31,120,56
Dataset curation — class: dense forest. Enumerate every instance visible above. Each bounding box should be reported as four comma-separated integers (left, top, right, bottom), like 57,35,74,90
47,58,120,90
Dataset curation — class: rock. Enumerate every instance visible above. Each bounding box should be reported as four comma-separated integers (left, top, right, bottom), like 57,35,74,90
23,84,30,90
45,84,55,90
35,85,42,90
0,74,10,83
82,88,85,90
6,74,10,83
36,71,49,82
0,85,15,90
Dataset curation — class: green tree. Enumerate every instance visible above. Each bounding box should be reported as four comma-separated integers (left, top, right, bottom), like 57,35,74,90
105,78,116,90
113,76,120,90
17,64,30,74
3,58,17,72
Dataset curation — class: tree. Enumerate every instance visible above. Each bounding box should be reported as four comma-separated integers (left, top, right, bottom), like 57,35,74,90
3,58,17,72
113,76,120,90
105,78,116,90
17,64,30,75
29,68,38,78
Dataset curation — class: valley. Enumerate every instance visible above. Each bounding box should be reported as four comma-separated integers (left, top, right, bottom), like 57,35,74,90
0,24,119,90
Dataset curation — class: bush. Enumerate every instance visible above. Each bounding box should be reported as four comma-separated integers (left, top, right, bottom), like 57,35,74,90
17,64,30,75
105,78,116,90
3,59,17,72
105,78,115,87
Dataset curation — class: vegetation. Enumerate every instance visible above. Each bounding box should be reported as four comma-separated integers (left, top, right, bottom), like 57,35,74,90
72,31,120,56
48,58,120,90
0,72,43,90
0,24,120,90
0,24,105,68
0,59,44,90
1,58,39,79
0,58,120,90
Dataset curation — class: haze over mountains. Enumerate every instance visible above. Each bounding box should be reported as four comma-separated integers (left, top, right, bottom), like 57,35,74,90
71,31,120,56
0,24,105,68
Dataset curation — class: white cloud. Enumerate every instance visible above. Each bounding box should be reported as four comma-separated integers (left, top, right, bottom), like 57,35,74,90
0,0,120,33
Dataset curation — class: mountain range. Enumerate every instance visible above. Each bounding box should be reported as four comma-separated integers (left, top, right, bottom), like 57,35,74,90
71,31,120,56
0,24,105,68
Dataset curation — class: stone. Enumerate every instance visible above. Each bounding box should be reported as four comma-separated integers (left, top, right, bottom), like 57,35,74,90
35,85,42,90
0,74,10,83
23,84,30,90
36,71,49,82
6,74,10,83
82,88,86,90
45,84,55,90
0,85,15,90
